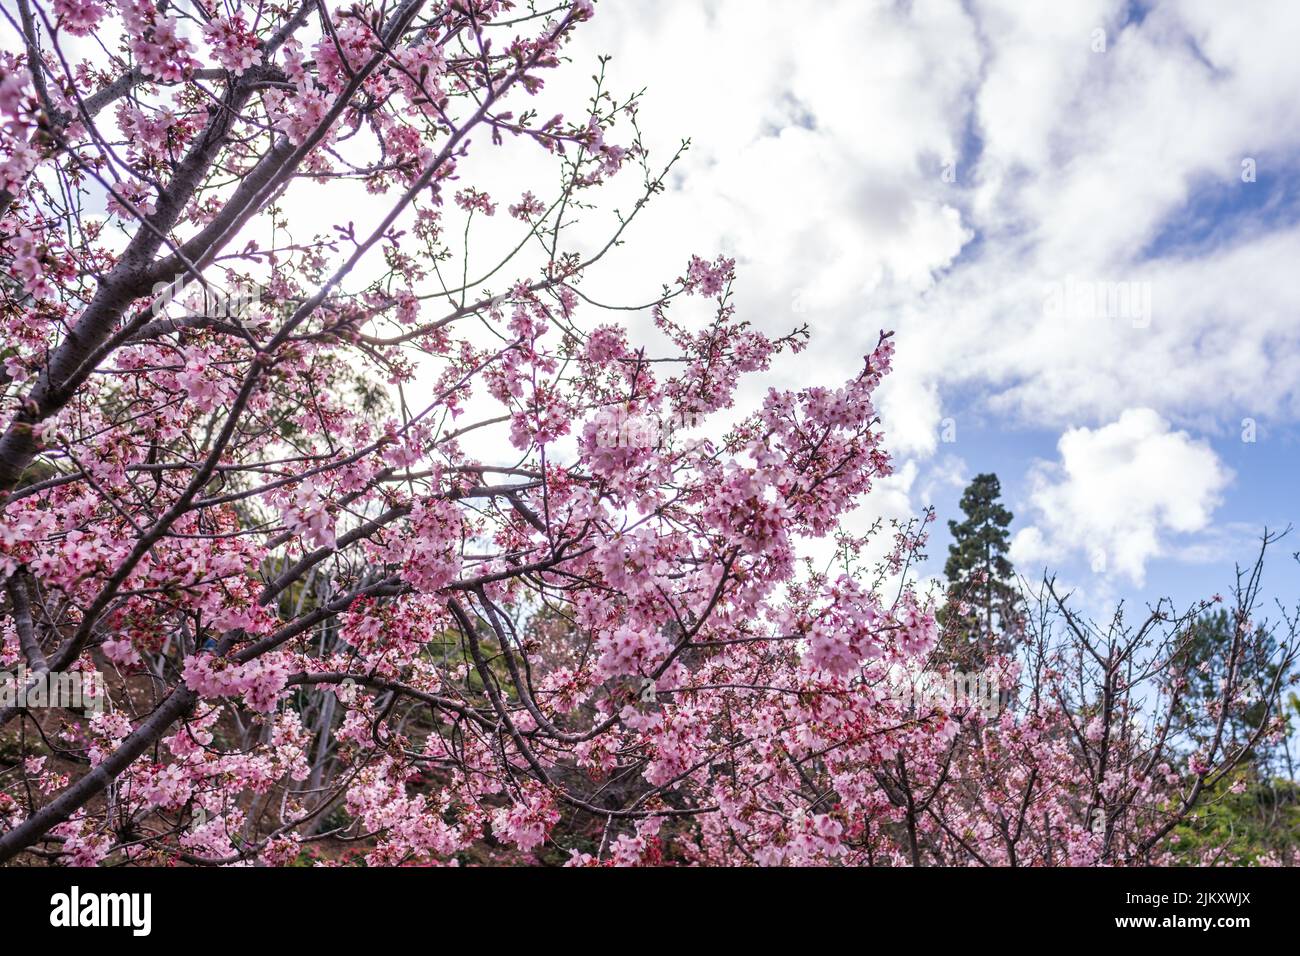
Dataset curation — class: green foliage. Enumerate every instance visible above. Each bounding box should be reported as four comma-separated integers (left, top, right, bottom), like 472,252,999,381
1170,768,1300,865
938,473,1022,667
1171,609,1290,772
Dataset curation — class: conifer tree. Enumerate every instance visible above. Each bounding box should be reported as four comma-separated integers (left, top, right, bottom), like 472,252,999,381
939,473,1023,667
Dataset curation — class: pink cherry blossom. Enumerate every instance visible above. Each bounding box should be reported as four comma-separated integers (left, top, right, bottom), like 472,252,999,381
0,0,1291,874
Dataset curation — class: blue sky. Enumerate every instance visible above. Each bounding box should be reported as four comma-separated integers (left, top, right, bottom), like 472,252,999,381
919,154,1300,613
923,415,1300,618
543,0,1300,624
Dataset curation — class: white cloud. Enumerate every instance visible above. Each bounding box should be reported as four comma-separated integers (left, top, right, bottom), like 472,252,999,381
35,1,1294,583
1009,408,1233,584
918,454,969,507
226,0,1297,575
546,0,1300,557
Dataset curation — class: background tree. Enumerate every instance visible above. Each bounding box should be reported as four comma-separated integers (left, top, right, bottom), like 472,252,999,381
1170,607,1294,777
907,538,1300,866
938,473,1022,668
1161,577,1300,863
1168,770,1300,865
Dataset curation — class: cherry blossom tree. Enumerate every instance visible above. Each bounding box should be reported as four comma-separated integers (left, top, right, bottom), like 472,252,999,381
0,0,1294,868
883,538,1300,868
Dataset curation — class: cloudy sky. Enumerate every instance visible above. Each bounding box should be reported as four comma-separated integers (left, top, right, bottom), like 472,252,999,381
536,0,1300,614
29,0,1296,615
